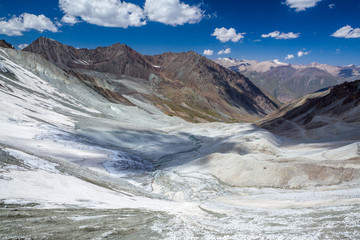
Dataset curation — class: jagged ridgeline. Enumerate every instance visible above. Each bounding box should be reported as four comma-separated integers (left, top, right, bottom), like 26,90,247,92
23,37,279,122
215,58,360,103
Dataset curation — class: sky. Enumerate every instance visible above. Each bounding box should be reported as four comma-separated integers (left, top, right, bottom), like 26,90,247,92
0,0,359,66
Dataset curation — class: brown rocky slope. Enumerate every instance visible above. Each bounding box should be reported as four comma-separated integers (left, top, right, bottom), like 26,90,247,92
258,80,360,140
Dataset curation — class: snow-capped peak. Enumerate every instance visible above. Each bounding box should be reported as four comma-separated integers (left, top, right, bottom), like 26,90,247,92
273,59,288,66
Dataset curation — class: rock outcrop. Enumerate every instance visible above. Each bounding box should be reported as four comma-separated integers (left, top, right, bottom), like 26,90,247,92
0,40,14,49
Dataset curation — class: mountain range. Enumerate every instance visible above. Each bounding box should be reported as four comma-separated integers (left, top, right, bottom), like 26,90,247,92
23,38,278,122
215,58,360,103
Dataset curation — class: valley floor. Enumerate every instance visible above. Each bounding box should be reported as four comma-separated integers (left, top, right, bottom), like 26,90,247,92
1,120,360,239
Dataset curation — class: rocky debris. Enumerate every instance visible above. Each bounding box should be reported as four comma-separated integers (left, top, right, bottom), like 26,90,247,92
0,40,14,49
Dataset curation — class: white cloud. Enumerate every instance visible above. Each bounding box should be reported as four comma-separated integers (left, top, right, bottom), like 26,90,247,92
261,31,300,39
59,0,146,28
285,0,323,12
298,50,311,57
0,13,58,36
328,3,335,9
144,0,203,26
203,49,214,56
17,44,29,49
331,25,360,39
211,27,245,43
218,48,231,55
61,15,80,25
285,54,295,60
261,31,280,38
59,0,204,28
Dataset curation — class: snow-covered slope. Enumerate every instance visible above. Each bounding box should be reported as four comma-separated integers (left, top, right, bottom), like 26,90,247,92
216,58,289,73
0,47,193,208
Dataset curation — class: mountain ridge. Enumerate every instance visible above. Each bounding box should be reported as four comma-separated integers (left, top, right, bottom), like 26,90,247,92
258,79,360,140
22,37,279,122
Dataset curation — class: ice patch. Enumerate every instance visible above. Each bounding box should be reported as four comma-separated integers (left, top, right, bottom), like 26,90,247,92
103,152,154,176
73,59,92,65
3,148,60,173
0,62,8,72
0,48,9,57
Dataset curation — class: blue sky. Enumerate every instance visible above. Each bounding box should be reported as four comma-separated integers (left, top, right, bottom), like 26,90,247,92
0,0,359,65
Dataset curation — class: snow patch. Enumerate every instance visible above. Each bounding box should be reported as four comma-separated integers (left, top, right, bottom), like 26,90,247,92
3,148,60,173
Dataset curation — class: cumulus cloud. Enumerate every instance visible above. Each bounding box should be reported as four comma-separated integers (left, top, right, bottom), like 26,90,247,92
298,50,311,57
285,54,295,60
328,3,335,9
144,0,203,26
218,48,231,55
261,31,300,39
211,27,245,43
331,25,360,38
17,44,29,49
285,0,323,12
59,0,146,28
61,14,80,25
0,13,58,36
203,49,214,56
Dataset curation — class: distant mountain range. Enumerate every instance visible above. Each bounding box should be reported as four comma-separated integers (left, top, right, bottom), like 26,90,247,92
22,37,278,122
215,58,360,103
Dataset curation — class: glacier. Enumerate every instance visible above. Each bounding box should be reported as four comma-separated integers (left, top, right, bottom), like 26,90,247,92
1,47,360,239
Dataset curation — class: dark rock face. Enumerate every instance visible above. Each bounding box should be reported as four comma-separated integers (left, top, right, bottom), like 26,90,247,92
259,80,360,139
23,37,279,122
0,40,14,49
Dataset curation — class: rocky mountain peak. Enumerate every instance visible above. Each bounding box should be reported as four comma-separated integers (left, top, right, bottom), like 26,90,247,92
0,40,14,49
23,37,155,79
